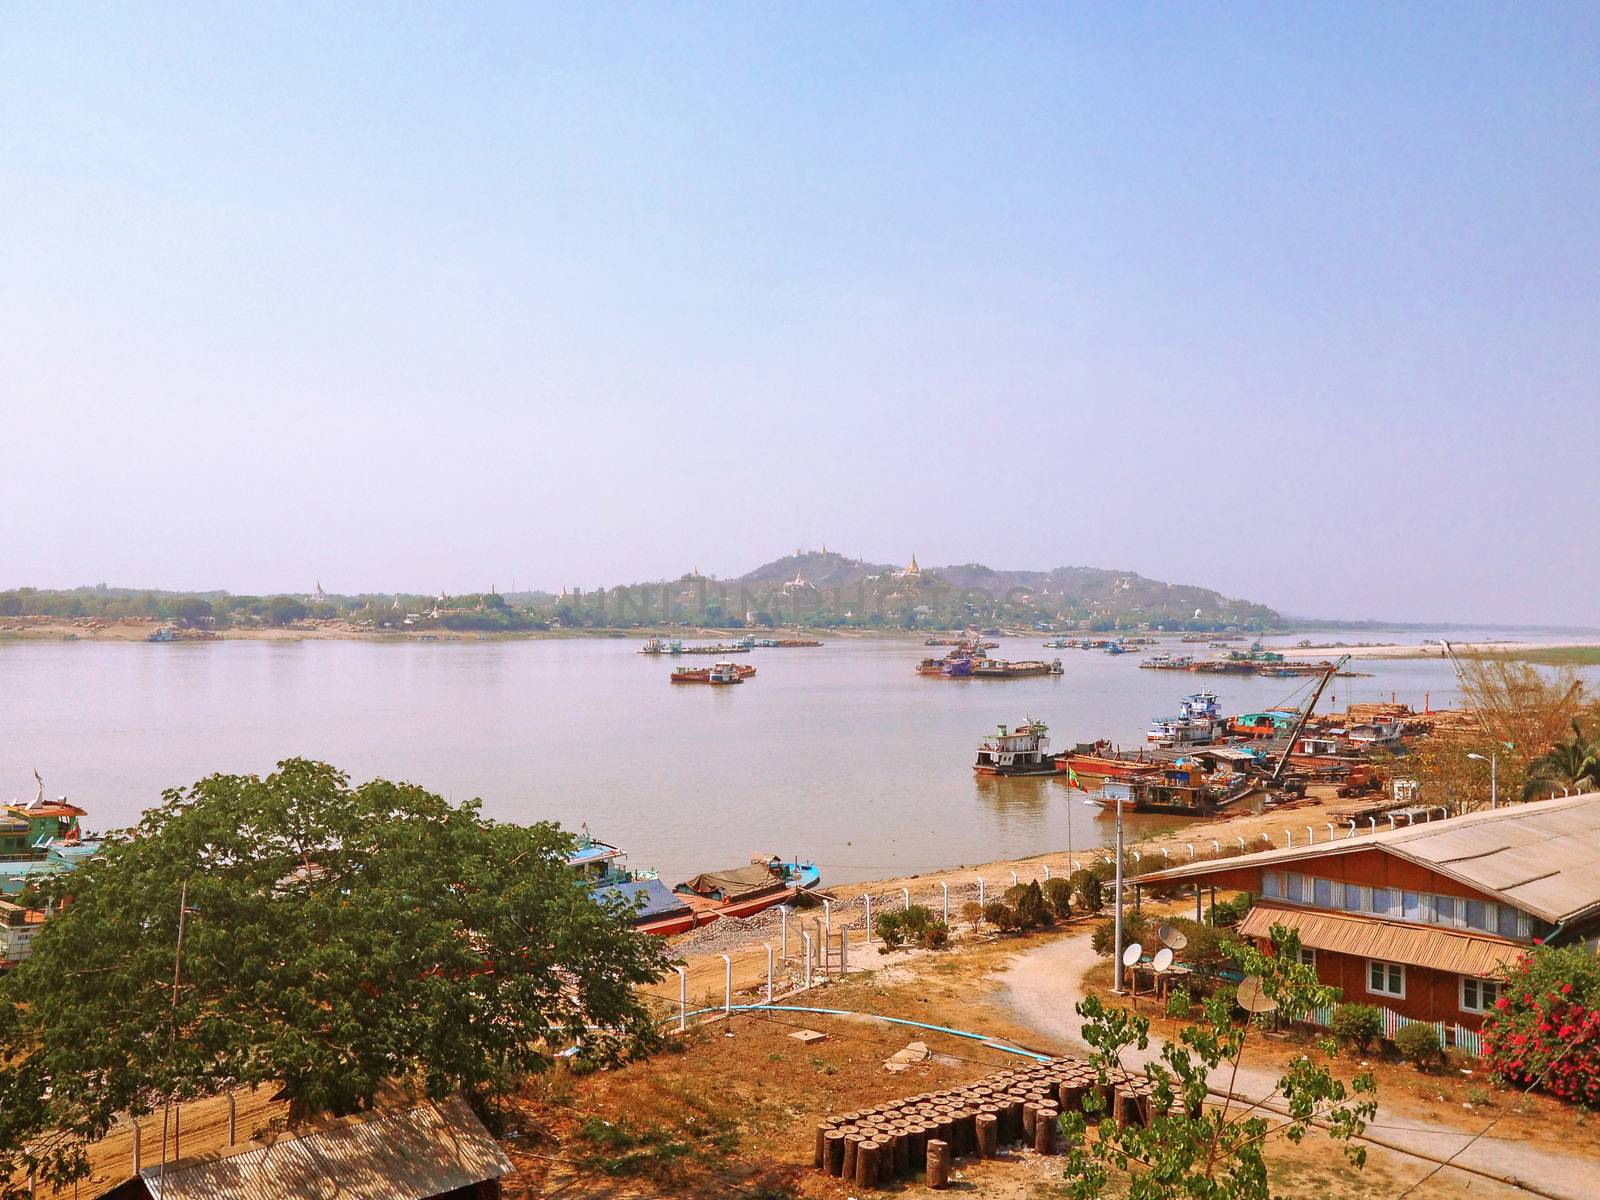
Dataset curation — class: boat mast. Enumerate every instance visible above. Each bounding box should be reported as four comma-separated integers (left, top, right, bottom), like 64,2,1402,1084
1268,654,1350,785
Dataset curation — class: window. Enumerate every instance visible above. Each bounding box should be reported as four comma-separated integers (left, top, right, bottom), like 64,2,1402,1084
1298,947,1316,968
1402,891,1422,921
1313,877,1333,907
1371,888,1396,918
1461,977,1501,1014
1344,883,1367,912
1465,900,1491,932
1285,872,1304,903
1263,871,1282,899
1368,959,1405,998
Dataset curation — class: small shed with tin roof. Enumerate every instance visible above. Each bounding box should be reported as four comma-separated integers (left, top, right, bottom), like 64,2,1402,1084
100,1095,513,1200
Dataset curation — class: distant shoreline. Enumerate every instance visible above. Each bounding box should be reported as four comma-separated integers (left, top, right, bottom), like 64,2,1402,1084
4,616,1599,664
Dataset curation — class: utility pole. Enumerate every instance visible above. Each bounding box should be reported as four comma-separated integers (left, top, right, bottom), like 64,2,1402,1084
159,880,191,1190
1111,789,1125,995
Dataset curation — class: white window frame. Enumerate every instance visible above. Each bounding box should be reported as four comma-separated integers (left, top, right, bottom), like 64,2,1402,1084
1367,959,1406,999
1460,976,1501,1014
1297,947,1316,968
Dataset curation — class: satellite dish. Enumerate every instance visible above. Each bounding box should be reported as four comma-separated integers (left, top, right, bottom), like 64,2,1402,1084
1122,942,1144,967
1158,923,1188,951
1152,947,1174,972
1235,976,1279,1014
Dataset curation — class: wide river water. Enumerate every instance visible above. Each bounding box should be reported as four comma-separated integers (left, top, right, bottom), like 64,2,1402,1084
1,629,1591,885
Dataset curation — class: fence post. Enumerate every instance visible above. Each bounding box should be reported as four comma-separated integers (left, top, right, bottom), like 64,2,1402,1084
840,927,849,975
721,954,732,1016
676,966,687,1032
765,943,774,1004
941,882,949,924
1285,830,1293,848
902,886,910,909
1346,820,1356,839
780,905,789,959
823,898,831,939
1306,825,1315,845
1043,864,1051,880
1187,842,1195,860
864,894,872,944
1212,840,1221,855
803,932,813,989
978,877,985,907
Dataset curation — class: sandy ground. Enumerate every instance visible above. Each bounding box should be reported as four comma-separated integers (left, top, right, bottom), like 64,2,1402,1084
1279,639,1600,661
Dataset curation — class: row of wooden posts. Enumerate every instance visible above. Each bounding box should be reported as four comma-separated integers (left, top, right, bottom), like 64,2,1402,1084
812,1057,1159,1189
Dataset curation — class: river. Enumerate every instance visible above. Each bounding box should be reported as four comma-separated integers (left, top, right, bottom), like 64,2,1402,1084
0,629,1590,885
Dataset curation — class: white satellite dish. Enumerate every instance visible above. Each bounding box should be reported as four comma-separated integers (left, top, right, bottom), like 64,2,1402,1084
1158,923,1188,951
1122,942,1143,967
1235,975,1279,1014
1152,947,1174,972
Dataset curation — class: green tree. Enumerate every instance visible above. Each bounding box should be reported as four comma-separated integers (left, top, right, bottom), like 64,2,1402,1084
1522,721,1600,799
174,597,213,627
1063,924,1376,1200
266,595,310,625
0,759,667,1196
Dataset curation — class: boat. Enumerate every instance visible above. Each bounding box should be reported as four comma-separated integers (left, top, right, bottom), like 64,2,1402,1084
974,719,1058,776
1042,637,1075,649
941,656,974,678
1347,719,1404,747
668,857,822,928
1048,657,1064,675
1054,741,1163,783
916,657,948,676
1086,759,1252,816
1229,710,1300,739
1104,642,1128,655
971,658,1054,677
146,626,179,642
1146,691,1227,746
1139,654,1193,670
671,662,755,684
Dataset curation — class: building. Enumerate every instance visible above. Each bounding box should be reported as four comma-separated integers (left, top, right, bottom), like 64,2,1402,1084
101,1095,513,1200
1138,793,1600,1033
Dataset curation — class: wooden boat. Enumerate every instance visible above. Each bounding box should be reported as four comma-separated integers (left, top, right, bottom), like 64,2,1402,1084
665,858,822,930
974,719,1058,776
1054,741,1163,783
1086,761,1252,816
671,662,756,684
971,658,1053,677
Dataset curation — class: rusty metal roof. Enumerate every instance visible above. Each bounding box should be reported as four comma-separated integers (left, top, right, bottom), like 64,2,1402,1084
138,1095,512,1200
1139,792,1600,924
1239,903,1525,977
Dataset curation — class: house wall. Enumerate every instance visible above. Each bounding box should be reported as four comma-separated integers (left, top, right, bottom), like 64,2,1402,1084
1301,947,1489,1029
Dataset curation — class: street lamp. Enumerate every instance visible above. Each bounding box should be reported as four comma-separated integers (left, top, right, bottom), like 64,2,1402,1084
1466,751,1498,810
1088,788,1127,995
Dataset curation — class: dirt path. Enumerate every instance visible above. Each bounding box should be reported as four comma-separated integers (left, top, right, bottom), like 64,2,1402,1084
995,930,1593,1199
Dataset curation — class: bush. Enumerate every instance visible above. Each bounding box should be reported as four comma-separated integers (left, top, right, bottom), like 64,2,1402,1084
1091,913,1150,959
1395,1021,1444,1070
1042,877,1073,920
922,920,950,950
901,904,934,938
1165,984,1193,1019
1483,946,1600,1105
983,900,1019,933
1010,880,1052,930
875,911,907,949
1069,869,1103,914
960,901,984,932
1206,891,1254,928
1332,1003,1383,1052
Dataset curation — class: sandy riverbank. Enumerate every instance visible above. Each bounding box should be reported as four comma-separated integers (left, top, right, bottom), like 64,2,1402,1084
1279,638,1600,662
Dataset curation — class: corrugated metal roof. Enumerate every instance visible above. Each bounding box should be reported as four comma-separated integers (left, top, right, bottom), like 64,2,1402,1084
1238,903,1525,977
139,1095,512,1200
1139,792,1600,923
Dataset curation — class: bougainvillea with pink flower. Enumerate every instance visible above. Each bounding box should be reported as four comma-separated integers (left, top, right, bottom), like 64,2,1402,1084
1481,946,1600,1104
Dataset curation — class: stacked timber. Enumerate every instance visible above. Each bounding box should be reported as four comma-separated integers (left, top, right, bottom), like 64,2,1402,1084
812,1057,1166,1188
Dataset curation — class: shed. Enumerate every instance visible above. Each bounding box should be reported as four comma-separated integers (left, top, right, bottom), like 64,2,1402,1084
101,1096,513,1200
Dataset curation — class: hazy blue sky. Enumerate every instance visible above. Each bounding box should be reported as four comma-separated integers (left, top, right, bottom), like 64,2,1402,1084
2,4,1596,624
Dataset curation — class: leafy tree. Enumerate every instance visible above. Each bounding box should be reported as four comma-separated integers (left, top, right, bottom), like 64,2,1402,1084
960,901,985,932
1042,876,1073,920
1522,721,1600,799
1069,868,1104,914
174,598,214,626
0,759,667,1196
266,595,310,625
1004,880,1052,930
1062,925,1376,1200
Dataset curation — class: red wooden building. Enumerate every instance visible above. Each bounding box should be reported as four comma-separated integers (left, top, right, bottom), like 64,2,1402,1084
1139,793,1600,1032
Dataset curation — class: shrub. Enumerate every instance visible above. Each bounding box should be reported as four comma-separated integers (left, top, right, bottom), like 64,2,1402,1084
1069,869,1103,914
1206,891,1254,928
922,920,950,950
960,901,985,932
875,911,906,949
983,900,1019,932
900,904,934,939
1331,1003,1383,1052
1482,945,1600,1105
1042,877,1073,920
1165,984,1193,1019
1012,880,1052,930
1395,1021,1444,1070
1091,913,1150,959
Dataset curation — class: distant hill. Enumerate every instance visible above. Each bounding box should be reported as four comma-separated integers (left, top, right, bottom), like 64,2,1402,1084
724,551,1281,629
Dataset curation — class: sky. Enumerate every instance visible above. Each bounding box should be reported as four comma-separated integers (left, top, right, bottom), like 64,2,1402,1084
1,4,1596,625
